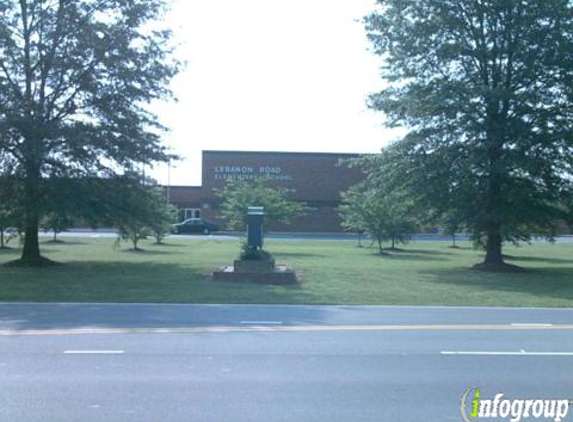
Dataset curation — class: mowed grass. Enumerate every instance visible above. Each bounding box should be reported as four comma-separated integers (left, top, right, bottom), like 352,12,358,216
0,237,573,307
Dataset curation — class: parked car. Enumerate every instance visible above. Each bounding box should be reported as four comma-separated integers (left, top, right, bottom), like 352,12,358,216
171,218,219,235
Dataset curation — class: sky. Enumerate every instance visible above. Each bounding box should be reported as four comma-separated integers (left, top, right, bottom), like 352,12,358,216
150,0,403,186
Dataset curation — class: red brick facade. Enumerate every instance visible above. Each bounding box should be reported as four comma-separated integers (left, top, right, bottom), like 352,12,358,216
167,150,364,232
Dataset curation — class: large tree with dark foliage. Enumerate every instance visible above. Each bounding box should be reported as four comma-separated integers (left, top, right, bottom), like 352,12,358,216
0,0,178,265
365,0,573,269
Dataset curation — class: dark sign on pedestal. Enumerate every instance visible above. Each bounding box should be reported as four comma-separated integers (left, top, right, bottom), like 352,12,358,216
247,206,264,249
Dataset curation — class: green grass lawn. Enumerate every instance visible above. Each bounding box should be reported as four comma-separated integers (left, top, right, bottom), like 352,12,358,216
0,237,572,307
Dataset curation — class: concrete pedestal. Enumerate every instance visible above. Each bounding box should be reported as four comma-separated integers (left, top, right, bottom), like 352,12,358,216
212,263,298,285
233,258,276,273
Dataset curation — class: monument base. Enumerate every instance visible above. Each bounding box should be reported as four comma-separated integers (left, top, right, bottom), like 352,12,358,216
233,258,276,273
212,265,298,285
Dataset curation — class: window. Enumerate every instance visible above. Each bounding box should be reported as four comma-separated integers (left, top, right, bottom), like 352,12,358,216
179,208,201,221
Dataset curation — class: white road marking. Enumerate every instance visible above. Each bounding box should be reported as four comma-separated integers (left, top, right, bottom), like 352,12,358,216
441,351,573,356
511,323,554,327
63,350,124,354
240,321,284,325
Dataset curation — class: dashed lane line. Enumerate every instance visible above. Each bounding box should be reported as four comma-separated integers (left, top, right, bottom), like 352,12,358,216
441,350,573,356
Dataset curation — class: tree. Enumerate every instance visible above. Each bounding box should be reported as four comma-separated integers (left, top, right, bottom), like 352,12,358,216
0,208,18,249
215,178,306,231
40,212,73,242
338,185,367,247
146,188,176,244
0,174,21,248
117,220,150,251
114,184,174,250
439,211,465,249
340,184,418,254
0,0,179,265
364,0,573,269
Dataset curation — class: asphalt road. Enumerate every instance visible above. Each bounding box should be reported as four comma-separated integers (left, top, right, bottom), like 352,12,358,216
1,304,573,422
44,228,573,243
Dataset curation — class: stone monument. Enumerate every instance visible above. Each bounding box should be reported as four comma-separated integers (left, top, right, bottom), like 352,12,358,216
212,206,298,284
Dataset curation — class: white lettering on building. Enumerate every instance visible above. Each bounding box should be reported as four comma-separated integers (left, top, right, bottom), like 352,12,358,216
213,165,293,182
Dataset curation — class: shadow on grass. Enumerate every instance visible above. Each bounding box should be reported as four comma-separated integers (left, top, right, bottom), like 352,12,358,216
504,255,573,265
403,248,454,256
367,248,452,262
0,247,20,255
446,246,474,251
42,240,88,246
423,266,573,302
0,259,328,330
118,248,185,256
272,252,327,259
148,242,187,248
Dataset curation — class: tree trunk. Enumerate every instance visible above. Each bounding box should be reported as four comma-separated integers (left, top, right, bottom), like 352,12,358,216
484,229,503,265
21,220,41,262
53,231,57,242
391,235,395,250
19,158,44,264
376,236,383,254
0,230,4,249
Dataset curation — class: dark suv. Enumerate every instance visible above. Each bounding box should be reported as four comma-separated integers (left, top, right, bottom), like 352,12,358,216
171,218,219,235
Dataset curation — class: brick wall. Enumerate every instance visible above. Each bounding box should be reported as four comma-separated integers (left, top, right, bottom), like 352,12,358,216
201,150,363,202
166,150,365,232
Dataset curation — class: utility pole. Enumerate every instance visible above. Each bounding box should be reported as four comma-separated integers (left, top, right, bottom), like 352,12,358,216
167,159,171,203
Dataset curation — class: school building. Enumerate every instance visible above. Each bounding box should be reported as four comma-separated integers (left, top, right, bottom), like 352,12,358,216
167,150,364,232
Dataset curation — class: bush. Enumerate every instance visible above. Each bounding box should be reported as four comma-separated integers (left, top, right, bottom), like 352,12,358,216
239,243,272,261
